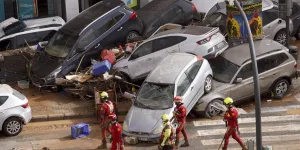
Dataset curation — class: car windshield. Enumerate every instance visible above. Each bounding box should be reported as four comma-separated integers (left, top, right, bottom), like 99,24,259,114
208,56,240,83
135,82,174,110
45,29,78,58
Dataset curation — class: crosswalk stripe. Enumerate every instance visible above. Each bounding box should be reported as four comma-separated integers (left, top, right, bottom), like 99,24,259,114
197,124,300,136
247,105,300,114
201,134,300,146
193,115,300,127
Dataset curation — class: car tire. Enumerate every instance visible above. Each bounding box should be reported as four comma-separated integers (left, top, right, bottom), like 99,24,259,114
3,117,23,136
125,31,140,43
274,29,287,45
204,75,213,94
271,79,290,100
295,27,300,40
204,99,224,118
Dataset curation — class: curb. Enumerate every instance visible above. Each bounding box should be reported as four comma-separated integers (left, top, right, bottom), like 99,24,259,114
31,110,128,122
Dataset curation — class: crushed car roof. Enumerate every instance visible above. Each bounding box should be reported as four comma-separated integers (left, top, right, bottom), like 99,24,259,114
221,39,286,66
146,53,195,84
61,0,124,35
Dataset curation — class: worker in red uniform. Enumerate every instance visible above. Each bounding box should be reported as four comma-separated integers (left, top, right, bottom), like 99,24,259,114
171,96,189,149
98,91,116,149
222,97,248,150
108,114,124,150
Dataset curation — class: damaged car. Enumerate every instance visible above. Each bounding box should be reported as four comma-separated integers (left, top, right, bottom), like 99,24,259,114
29,0,144,87
192,39,298,118
113,25,227,82
122,53,212,143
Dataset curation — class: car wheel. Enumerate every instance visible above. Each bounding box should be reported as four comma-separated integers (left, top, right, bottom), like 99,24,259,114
274,30,287,45
295,28,300,40
204,75,213,94
125,31,140,43
3,117,23,136
272,79,289,99
204,99,224,118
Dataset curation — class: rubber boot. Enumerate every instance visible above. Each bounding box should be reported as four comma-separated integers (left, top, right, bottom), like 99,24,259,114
180,138,190,147
97,140,107,149
242,144,248,150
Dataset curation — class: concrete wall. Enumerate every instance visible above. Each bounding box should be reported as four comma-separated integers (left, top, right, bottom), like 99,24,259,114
64,0,79,21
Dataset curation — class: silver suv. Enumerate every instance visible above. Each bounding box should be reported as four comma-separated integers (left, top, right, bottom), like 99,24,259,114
192,39,298,118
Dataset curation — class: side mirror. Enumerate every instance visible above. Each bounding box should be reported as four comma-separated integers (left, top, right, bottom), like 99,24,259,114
236,78,243,83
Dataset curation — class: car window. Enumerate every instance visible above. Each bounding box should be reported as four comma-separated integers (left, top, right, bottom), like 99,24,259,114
236,63,253,80
292,3,300,16
160,6,183,24
16,32,40,48
77,28,96,49
129,41,153,60
94,14,124,38
185,61,203,81
0,38,13,51
262,10,278,26
39,30,57,41
152,36,186,52
176,73,192,96
259,53,289,73
0,96,8,106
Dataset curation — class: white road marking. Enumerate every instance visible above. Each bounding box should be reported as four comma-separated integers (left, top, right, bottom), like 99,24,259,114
193,115,300,127
201,134,300,146
197,124,300,136
248,105,300,114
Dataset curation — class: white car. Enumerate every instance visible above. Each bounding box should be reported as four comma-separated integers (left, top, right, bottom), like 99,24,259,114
0,84,32,136
113,25,228,81
0,16,65,51
123,53,213,142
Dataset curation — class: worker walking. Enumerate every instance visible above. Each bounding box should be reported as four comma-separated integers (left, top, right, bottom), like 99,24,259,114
172,96,190,149
222,97,248,150
98,91,116,149
159,114,175,150
108,114,124,150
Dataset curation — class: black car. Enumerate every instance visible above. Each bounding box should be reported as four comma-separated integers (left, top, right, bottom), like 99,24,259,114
29,0,144,87
290,2,300,39
137,0,200,38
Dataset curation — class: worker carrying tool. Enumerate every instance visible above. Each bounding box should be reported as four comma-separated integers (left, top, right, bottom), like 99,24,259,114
98,91,116,149
108,114,124,150
159,114,175,150
222,97,248,150
171,96,190,149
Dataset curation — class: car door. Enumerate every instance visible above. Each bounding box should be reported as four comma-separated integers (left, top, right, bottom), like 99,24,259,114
151,36,181,67
258,53,289,92
127,41,154,80
262,9,281,38
290,3,300,34
0,96,9,128
229,63,254,101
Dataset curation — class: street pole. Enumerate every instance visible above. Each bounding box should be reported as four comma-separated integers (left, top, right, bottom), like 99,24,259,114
286,12,290,48
233,1,262,150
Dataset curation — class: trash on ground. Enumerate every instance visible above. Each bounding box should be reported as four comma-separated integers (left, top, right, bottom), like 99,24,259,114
17,80,29,89
267,99,272,102
71,123,90,139
65,74,93,83
92,60,111,76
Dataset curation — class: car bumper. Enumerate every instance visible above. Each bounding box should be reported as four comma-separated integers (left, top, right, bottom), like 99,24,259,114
23,106,32,124
122,130,160,143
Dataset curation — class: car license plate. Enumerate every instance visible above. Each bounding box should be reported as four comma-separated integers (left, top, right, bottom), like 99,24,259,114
139,138,148,141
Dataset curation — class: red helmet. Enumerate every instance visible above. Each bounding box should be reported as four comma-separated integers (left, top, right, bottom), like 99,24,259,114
174,96,183,102
107,114,117,121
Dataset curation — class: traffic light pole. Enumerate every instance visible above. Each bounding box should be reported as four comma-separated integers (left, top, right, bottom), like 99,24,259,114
233,1,262,150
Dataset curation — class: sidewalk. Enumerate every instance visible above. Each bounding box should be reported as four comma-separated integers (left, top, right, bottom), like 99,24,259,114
11,84,131,122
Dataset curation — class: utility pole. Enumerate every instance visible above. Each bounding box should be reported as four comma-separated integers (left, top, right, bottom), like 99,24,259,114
231,0,262,149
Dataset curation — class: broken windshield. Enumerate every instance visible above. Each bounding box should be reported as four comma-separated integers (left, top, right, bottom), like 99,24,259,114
45,29,78,58
135,82,174,110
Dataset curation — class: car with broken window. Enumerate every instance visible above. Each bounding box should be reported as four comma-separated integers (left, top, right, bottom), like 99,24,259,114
192,39,298,118
113,25,227,82
29,0,144,87
0,84,32,136
122,53,213,143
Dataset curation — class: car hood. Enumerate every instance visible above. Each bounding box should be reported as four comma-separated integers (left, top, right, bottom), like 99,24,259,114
113,57,129,68
126,105,173,133
30,52,62,78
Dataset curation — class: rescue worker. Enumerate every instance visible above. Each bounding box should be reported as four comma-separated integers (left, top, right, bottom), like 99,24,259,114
108,114,124,150
159,114,175,150
98,91,116,149
222,97,248,150
171,96,190,149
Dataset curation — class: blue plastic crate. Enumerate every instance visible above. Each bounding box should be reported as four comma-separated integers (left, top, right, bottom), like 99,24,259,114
92,60,111,76
71,123,90,139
